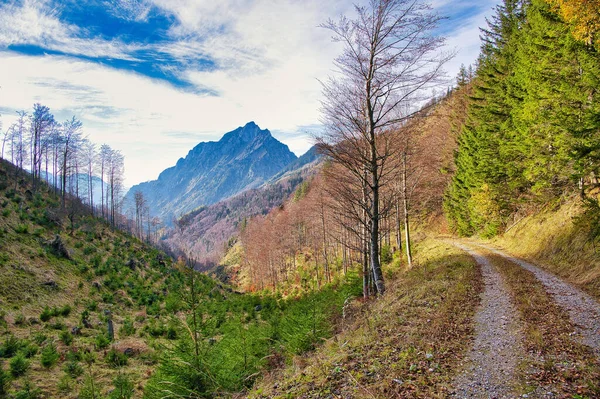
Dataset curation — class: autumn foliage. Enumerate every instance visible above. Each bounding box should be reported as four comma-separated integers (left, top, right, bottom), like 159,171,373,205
239,85,471,293
546,0,600,48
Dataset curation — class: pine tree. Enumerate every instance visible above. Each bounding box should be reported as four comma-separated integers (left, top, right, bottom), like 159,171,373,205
445,0,527,236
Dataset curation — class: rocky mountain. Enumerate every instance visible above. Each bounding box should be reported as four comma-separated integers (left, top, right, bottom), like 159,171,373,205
126,122,298,222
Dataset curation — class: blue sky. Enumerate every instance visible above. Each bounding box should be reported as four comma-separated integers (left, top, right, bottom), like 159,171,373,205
0,0,499,186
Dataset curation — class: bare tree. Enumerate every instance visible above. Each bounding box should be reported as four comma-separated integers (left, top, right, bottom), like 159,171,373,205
98,144,112,219
0,116,5,160
82,139,97,212
317,0,450,295
30,103,55,189
134,190,147,239
59,117,83,208
13,111,28,172
107,148,125,227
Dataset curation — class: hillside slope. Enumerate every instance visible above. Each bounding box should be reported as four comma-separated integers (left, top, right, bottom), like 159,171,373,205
489,197,600,299
125,122,297,223
0,158,363,399
0,159,181,398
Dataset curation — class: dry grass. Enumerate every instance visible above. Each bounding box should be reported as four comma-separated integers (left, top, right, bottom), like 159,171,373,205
246,238,482,398
491,198,600,299
486,252,600,397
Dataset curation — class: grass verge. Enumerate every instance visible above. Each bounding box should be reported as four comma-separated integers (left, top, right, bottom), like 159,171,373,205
247,239,483,398
487,253,600,397
492,198,600,299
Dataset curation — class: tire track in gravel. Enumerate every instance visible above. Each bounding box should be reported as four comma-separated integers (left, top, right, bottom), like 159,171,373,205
474,243,600,359
450,243,525,399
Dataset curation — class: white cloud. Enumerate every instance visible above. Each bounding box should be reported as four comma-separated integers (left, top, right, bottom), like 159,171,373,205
0,0,499,187
105,0,153,22
0,0,144,60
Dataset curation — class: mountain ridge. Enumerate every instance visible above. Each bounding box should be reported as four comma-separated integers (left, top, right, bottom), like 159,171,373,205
125,122,298,222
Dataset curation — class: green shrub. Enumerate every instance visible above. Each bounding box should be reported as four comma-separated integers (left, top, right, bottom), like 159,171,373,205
85,300,98,311
144,321,166,338
109,372,134,399
14,313,26,326
119,318,135,337
63,361,84,378
60,331,73,346
40,306,53,322
49,321,66,330
0,364,9,396
1,208,10,217
12,380,42,399
40,343,59,368
32,333,47,346
381,243,393,264
78,374,101,399
95,333,110,350
166,324,177,340
83,245,97,256
90,254,102,268
10,353,30,377
164,293,181,313
80,309,90,323
146,303,160,316
57,375,74,394
58,305,72,317
20,343,38,358
101,292,114,304
66,350,82,362
106,349,127,368
14,224,28,234
0,335,22,358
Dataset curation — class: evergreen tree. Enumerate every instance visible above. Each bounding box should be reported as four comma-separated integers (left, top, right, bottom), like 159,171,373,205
446,0,600,236
511,0,600,198
445,0,527,236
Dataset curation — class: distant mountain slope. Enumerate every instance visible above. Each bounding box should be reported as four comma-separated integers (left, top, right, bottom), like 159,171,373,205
163,150,322,268
126,122,297,222
268,145,321,183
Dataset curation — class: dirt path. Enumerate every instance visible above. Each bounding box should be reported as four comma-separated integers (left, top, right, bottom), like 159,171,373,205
450,243,524,398
474,243,600,358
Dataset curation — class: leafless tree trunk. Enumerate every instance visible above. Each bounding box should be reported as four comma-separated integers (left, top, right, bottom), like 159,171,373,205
402,151,413,267
318,0,450,295
60,117,83,208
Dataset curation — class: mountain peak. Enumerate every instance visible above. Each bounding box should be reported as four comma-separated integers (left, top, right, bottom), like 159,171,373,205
225,121,271,143
126,122,298,222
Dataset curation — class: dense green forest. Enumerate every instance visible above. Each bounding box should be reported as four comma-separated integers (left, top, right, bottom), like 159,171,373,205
445,0,600,237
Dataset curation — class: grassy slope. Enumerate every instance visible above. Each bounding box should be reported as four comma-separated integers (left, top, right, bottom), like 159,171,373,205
490,197,600,299
0,160,180,398
247,238,482,398
0,160,367,399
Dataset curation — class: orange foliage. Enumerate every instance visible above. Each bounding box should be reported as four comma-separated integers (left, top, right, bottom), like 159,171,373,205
546,0,600,47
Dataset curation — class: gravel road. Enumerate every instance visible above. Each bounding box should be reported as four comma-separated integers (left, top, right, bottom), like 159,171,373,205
476,243,600,358
451,243,524,399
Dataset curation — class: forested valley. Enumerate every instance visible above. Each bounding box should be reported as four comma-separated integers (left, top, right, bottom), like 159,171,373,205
1,0,600,398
